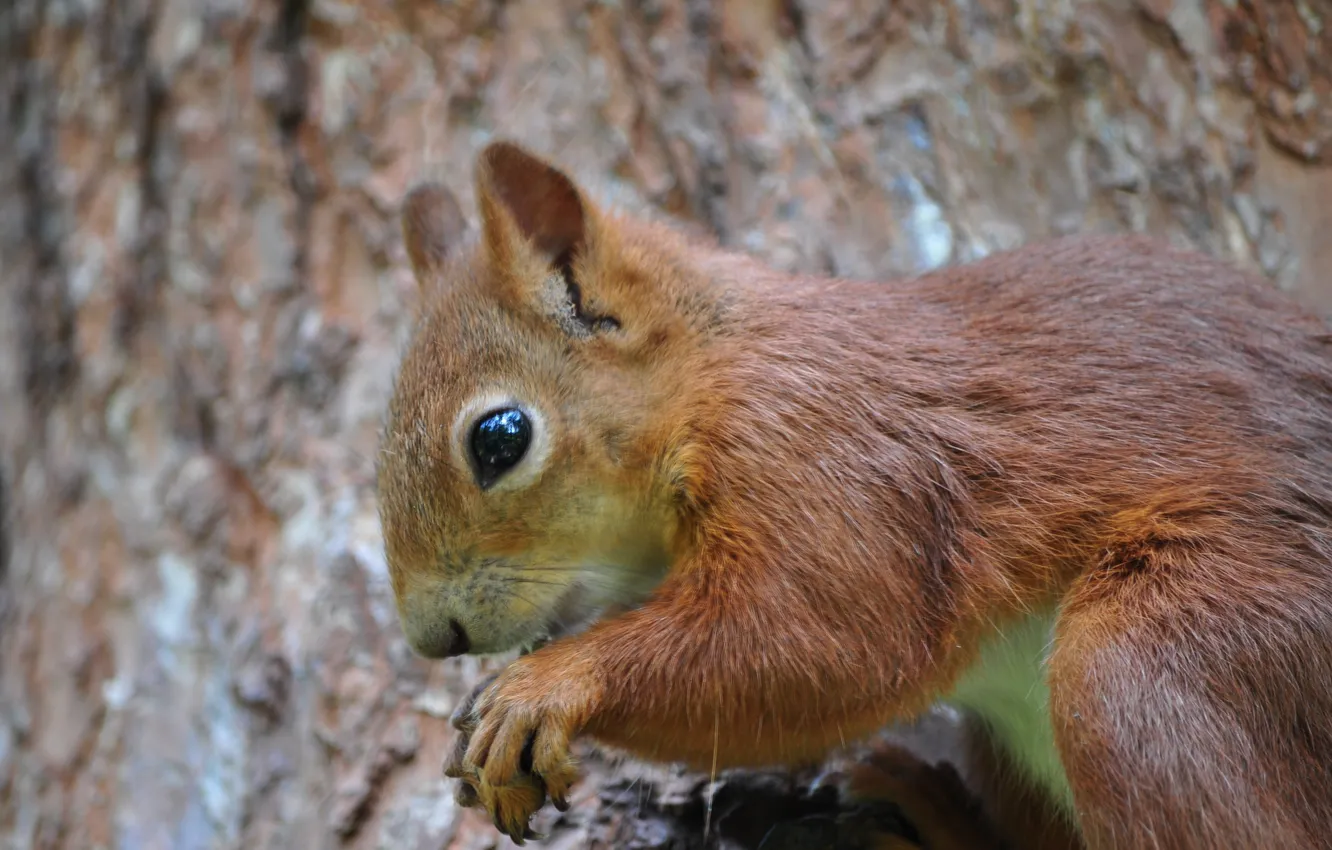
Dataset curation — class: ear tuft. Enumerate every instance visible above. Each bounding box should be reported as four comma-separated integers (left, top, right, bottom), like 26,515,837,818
402,182,466,285
477,141,586,265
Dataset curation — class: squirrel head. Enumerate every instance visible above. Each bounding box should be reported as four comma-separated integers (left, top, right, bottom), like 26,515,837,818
378,142,711,658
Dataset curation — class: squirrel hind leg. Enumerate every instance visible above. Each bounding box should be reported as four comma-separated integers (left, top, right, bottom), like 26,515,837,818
1050,540,1332,850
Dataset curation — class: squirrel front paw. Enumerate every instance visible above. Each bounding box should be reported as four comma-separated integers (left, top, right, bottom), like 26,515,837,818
444,654,597,843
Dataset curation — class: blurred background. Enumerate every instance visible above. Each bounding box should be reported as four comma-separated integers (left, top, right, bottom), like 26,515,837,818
1,1,1329,848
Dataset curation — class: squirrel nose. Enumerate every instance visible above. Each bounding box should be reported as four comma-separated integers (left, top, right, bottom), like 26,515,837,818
411,618,471,659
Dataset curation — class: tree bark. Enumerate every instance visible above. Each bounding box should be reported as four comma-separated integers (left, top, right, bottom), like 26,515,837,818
1,1,1329,848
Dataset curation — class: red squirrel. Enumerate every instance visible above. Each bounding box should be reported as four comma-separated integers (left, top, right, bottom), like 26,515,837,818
376,140,1332,849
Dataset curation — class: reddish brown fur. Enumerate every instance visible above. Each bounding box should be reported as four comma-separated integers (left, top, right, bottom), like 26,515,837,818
378,141,1332,848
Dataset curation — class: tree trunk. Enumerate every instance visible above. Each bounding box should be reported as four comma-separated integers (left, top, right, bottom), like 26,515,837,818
2,1,1328,848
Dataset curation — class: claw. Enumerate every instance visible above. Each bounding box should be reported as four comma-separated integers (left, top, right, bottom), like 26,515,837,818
450,673,499,732
496,812,526,846
454,780,479,809
449,701,474,733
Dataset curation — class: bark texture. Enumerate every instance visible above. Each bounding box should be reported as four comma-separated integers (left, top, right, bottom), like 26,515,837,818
1,1,1329,848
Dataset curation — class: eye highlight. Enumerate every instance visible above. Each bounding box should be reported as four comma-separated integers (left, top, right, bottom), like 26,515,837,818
469,407,532,488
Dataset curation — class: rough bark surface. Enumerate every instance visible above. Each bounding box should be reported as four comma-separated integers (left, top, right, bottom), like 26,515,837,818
1,1,1329,848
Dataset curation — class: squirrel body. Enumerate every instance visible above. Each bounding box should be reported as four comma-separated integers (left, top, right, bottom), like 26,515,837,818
377,142,1332,849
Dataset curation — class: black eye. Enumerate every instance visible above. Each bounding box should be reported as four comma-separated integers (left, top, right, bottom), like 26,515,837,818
469,407,532,488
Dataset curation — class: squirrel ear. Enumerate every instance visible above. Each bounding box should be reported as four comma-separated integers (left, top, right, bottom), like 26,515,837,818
476,141,588,270
401,182,467,286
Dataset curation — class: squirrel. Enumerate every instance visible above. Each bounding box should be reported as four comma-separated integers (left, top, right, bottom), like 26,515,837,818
376,140,1332,849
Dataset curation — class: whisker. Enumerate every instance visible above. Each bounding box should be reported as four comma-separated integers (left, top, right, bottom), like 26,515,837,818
485,565,629,593
483,563,581,573
492,576,572,589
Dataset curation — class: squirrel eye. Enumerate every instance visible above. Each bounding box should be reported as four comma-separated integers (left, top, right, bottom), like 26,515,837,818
469,407,532,488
